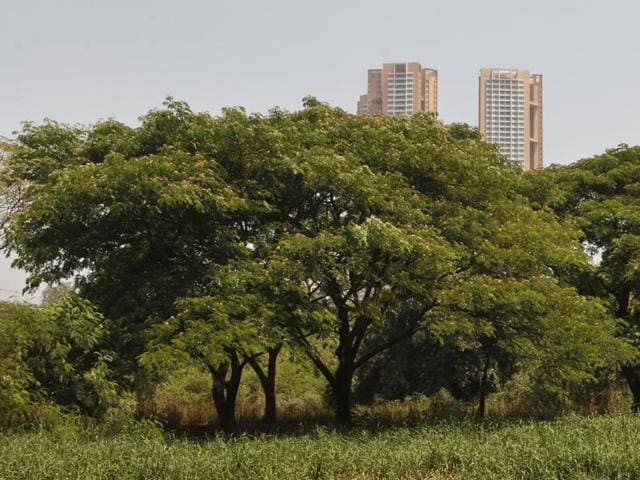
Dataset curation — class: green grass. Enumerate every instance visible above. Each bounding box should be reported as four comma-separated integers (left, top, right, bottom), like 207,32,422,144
2,414,640,479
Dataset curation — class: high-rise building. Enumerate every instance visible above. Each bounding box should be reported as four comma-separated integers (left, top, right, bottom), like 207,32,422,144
479,68,543,170
356,94,369,115
357,62,438,116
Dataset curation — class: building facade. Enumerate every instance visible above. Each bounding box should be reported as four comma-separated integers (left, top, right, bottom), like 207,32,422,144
357,62,438,116
479,68,543,170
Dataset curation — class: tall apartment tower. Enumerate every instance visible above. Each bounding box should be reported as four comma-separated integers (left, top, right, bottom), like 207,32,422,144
479,69,543,170
357,62,438,116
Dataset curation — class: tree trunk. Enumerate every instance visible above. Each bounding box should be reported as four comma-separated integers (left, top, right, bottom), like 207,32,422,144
247,345,281,425
263,347,279,424
615,292,640,412
209,352,244,433
476,356,490,418
332,364,354,425
622,365,640,413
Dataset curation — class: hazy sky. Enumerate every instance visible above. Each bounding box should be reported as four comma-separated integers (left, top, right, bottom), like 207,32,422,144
1,0,639,298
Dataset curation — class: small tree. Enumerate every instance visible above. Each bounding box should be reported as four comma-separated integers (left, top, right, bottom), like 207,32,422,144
140,261,276,432
271,215,454,424
438,276,633,416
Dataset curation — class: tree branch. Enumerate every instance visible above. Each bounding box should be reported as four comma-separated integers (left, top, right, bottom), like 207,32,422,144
353,301,437,370
291,324,335,383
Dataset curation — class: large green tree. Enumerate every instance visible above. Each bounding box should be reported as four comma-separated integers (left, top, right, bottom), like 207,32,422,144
253,103,631,422
3,99,631,426
1,101,305,427
3,106,246,383
529,145,640,410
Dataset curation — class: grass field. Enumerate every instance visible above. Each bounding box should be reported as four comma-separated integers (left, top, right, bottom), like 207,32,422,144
2,414,640,479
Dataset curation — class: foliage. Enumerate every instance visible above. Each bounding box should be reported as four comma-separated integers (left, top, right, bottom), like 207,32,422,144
2,99,634,425
356,277,631,411
0,294,118,422
526,146,640,407
140,261,276,375
0,137,24,245
441,277,631,407
41,282,73,305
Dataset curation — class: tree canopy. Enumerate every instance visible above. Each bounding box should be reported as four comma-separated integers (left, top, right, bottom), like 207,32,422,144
526,145,640,409
1,99,632,425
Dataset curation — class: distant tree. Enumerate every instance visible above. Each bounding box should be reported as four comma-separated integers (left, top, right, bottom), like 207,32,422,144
356,277,630,417
41,282,73,305
439,276,631,416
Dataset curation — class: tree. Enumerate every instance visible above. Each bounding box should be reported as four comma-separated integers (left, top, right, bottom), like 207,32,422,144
438,276,631,416
260,107,539,421
3,99,631,427
253,103,635,422
3,113,245,382
530,146,640,410
1,100,292,425
140,261,280,432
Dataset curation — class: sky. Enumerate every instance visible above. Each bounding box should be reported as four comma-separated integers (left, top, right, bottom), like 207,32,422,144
1,0,640,299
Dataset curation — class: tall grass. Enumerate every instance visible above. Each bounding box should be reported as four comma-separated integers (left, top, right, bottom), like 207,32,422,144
2,413,640,479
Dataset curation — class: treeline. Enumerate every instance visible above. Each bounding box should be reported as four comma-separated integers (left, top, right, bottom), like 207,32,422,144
1,98,640,432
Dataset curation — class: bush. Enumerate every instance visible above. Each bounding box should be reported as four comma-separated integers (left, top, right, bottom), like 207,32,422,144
0,294,118,427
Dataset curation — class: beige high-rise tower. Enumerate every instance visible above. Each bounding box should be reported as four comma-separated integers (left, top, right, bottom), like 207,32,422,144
357,62,438,116
479,69,543,170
